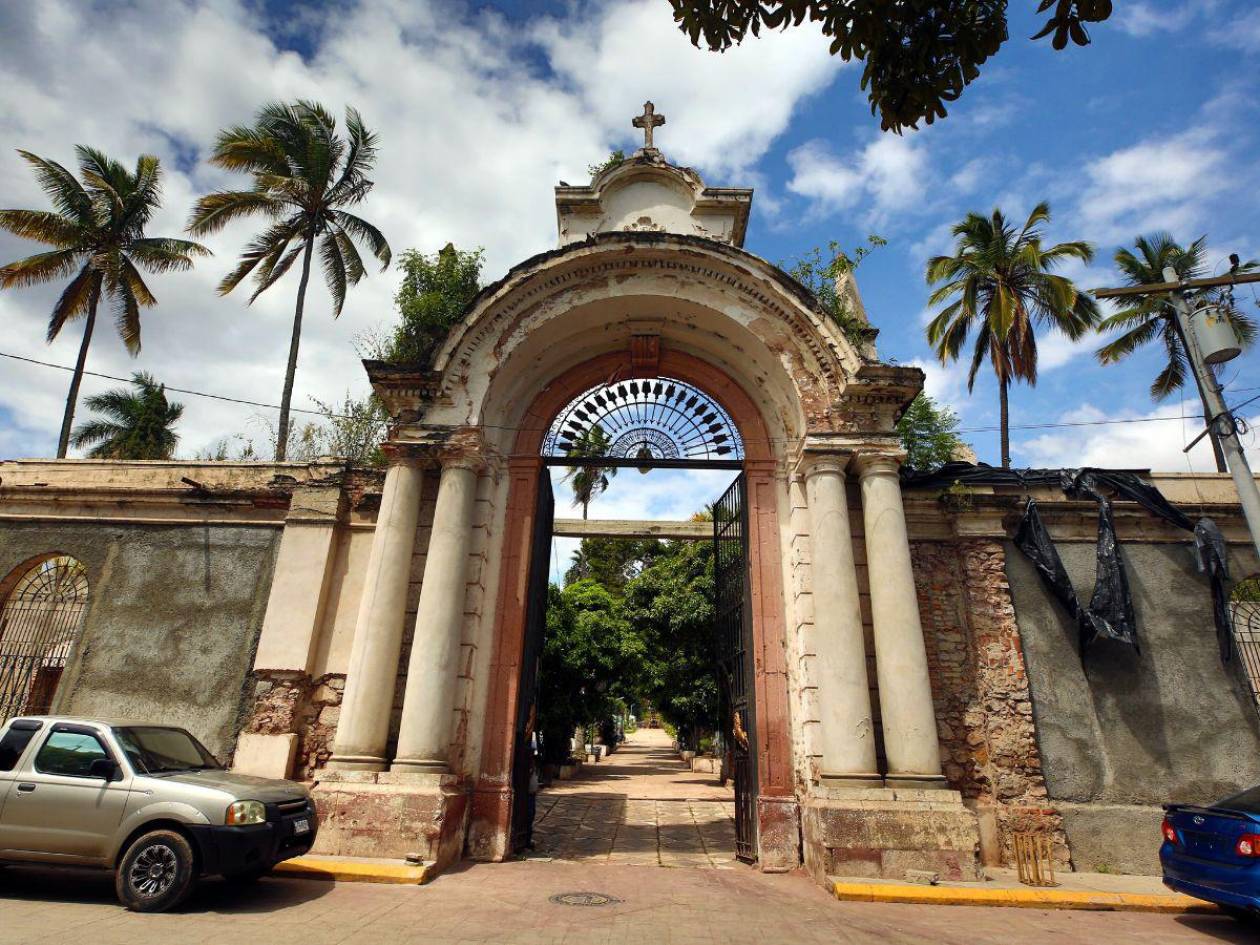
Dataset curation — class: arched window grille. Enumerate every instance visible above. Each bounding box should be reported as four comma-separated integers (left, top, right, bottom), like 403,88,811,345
0,555,89,722
1230,575,1260,715
542,377,743,464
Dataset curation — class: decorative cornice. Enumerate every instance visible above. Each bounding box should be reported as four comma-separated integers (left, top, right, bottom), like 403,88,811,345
363,360,444,420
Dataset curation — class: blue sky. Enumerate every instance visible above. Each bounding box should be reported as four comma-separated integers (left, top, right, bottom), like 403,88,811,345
1,0,1258,520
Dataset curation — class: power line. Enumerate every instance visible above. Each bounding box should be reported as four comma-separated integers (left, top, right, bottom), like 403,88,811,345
2,348,1257,443
0,350,357,421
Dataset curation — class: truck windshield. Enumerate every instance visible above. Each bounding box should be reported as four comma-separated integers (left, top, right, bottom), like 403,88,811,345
113,726,221,774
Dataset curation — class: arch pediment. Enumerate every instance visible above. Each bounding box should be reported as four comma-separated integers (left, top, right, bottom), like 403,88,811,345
423,234,876,441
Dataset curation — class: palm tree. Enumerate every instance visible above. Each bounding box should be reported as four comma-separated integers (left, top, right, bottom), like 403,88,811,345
187,101,392,460
1095,234,1257,472
0,148,209,457
564,425,616,519
70,372,183,459
925,202,1100,468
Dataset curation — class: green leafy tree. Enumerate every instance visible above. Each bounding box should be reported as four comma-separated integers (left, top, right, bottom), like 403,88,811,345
536,580,645,764
70,372,183,460
897,393,966,471
622,539,719,751
670,1,1112,133
187,101,392,460
564,425,617,519
0,148,209,457
784,236,884,345
925,203,1099,468
385,243,484,365
1095,234,1258,473
565,536,665,591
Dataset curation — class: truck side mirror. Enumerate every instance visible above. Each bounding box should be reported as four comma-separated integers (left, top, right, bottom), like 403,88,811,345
88,758,121,782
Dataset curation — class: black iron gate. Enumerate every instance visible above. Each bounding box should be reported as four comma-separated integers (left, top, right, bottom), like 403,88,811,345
0,556,90,723
714,474,758,863
511,472,555,852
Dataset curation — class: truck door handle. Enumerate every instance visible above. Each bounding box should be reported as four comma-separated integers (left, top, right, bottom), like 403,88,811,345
16,783,35,793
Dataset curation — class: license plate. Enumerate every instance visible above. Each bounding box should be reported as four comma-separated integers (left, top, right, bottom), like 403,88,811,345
293,818,310,835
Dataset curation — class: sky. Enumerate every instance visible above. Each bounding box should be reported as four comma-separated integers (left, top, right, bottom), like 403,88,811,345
2,0,1259,568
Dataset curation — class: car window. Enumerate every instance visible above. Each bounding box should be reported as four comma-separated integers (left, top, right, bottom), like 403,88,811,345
1217,785,1260,814
112,726,220,774
0,724,42,771
34,730,110,777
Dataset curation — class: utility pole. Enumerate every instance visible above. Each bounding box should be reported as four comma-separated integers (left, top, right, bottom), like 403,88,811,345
1095,268,1260,558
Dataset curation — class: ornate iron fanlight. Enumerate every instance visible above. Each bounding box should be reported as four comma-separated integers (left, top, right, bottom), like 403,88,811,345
542,377,743,463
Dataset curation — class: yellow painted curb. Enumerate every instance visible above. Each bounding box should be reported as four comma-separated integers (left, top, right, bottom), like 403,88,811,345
274,856,431,885
832,881,1218,914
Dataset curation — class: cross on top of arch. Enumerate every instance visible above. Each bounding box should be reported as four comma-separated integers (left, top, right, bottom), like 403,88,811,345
632,101,665,151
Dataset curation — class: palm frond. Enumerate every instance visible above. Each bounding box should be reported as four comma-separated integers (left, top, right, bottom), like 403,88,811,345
332,210,391,267
0,248,81,289
0,209,86,248
127,236,211,273
320,230,348,316
187,190,283,235
46,265,101,341
1096,317,1161,364
15,150,93,224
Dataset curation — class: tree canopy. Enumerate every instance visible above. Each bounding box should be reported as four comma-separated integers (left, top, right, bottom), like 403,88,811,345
897,393,966,471
70,372,183,460
670,1,1112,133
384,243,484,365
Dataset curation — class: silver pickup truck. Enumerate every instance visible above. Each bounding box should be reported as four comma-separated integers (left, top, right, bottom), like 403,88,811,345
0,716,317,912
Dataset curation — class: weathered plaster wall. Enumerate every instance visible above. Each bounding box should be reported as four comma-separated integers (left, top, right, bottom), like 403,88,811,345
0,520,280,758
1006,539,1260,873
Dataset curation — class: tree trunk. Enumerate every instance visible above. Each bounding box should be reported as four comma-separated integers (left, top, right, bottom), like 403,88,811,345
275,234,317,462
57,295,98,459
998,376,1011,469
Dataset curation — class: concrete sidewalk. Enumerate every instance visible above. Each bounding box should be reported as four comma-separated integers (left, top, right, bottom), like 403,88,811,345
832,867,1213,913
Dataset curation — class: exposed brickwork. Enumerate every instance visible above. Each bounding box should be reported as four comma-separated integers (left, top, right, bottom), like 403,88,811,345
911,539,1068,866
243,669,346,779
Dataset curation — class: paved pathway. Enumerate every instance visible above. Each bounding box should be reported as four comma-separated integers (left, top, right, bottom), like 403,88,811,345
533,727,737,868
541,726,733,799
0,860,1250,945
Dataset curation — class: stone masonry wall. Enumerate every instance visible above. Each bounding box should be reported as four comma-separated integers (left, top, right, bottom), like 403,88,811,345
911,538,1068,867
243,669,346,779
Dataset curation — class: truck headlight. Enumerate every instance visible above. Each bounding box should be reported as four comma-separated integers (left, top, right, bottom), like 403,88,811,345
226,800,267,825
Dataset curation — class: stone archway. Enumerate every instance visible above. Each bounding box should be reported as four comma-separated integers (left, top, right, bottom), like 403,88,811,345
465,346,797,869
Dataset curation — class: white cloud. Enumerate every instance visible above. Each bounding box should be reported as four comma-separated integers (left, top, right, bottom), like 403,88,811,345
787,132,930,221
906,357,970,412
1016,402,1260,472
1075,128,1229,244
1116,2,1197,37
0,0,843,459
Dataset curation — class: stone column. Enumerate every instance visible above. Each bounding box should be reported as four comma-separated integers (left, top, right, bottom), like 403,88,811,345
327,454,426,771
855,453,945,787
800,454,882,786
391,450,482,772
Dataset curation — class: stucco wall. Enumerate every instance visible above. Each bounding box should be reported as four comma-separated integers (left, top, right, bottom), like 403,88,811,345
1006,539,1260,873
0,521,280,758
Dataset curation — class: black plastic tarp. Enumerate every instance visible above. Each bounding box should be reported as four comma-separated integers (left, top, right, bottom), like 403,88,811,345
904,462,1232,661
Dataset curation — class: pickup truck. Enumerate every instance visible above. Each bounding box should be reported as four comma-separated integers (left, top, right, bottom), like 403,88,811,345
0,716,318,912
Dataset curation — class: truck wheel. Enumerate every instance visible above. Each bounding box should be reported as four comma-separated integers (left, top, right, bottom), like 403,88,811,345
115,829,196,913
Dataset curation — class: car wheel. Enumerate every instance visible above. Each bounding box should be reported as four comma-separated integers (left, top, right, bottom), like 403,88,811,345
115,829,196,913
224,865,271,885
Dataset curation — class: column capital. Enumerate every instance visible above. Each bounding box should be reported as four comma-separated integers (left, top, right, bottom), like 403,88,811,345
379,442,432,467
853,451,906,479
437,428,488,473
797,451,853,480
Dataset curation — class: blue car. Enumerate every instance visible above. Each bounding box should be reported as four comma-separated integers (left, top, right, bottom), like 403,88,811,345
1161,785,1260,922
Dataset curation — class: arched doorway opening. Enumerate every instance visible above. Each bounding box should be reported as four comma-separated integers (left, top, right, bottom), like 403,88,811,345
0,554,90,722
470,347,795,869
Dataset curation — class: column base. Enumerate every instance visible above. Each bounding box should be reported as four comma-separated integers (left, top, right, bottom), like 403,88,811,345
819,771,885,789
325,754,387,772
885,772,950,789
390,757,450,774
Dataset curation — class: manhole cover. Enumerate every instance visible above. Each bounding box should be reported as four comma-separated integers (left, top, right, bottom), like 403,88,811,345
549,891,621,907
